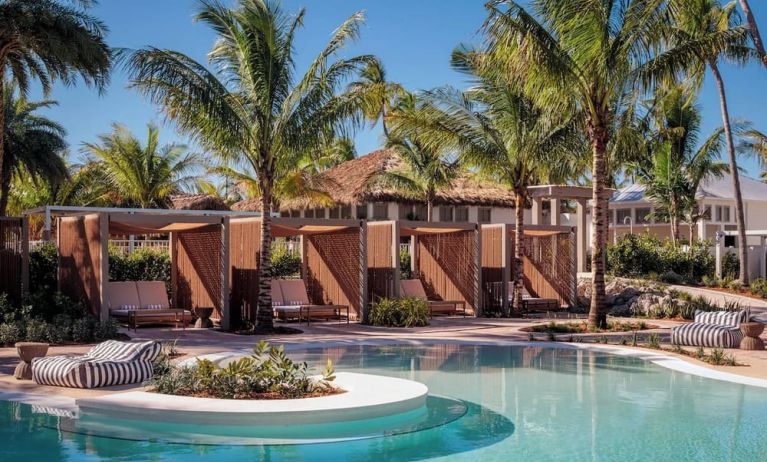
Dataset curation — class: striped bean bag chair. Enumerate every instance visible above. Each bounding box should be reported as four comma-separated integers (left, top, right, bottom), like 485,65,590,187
670,310,750,348
32,340,162,389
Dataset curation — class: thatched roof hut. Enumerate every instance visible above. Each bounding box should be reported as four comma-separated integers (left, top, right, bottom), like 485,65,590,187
170,193,229,211
231,149,516,212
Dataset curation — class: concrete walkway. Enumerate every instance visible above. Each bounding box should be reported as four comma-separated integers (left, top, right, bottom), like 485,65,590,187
669,284,767,320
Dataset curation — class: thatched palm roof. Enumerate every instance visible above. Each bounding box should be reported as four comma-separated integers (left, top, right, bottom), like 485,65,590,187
236,149,514,212
170,193,229,211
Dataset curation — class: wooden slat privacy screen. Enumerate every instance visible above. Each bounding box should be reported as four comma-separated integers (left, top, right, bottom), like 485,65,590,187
306,228,363,319
416,230,479,312
229,218,261,324
173,227,223,319
480,225,506,312
58,215,102,315
511,231,574,307
0,217,27,303
366,222,395,302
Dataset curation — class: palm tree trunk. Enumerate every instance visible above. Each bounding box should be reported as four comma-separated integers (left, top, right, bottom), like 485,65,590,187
588,116,609,328
512,191,525,315
256,181,274,330
381,106,390,138
0,77,5,217
710,61,749,285
426,188,434,221
0,168,9,216
739,0,767,66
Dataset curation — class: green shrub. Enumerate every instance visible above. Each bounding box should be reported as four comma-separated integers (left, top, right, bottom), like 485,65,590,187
271,243,302,278
25,319,52,343
722,252,739,280
110,247,171,289
0,322,22,345
400,248,412,280
29,242,58,294
607,234,714,284
750,278,767,299
369,297,430,327
71,317,95,343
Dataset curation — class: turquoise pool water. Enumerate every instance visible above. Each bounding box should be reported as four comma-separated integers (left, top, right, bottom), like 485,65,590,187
3,344,767,461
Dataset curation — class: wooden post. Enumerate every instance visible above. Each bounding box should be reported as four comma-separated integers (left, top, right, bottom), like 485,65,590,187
99,213,110,324
532,197,543,225
221,217,231,331
20,216,29,298
474,223,482,317
576,199,588,273
570,228,578,310
359,220,369,323
170,231,177,309
392,221,400,298
502,224,510,317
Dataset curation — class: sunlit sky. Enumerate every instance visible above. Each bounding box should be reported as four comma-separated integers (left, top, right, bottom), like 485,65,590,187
30,0,767,182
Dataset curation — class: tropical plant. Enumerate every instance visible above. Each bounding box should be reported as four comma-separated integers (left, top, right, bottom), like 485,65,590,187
122,0,371,329
482,0,669,327
654,0,757,284
0,0,110,215
0,82,68,215
368,297,430,327
738,128,767,180
347,57,404,137
81,123,199,208
737,0,767,65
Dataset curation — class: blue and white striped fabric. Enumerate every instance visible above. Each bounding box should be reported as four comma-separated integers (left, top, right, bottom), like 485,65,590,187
671,310,749,348
31,341,161,388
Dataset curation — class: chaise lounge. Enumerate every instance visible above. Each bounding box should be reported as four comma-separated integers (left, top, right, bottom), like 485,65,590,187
400,279,466,317
670,309,750,348
108,281,192,331
272,279,349,324
515,286,560,313
32,340,162,388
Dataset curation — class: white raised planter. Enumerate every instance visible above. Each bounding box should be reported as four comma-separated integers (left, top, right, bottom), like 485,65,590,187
75,372,428,426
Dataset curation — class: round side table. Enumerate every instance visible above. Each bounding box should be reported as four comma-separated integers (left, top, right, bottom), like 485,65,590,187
194,307,214,328
740,322,765,350
14,342,49,380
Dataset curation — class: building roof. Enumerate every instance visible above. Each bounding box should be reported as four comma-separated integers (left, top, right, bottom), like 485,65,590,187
611,173,767,204
169,193,229,211
232,149,517,212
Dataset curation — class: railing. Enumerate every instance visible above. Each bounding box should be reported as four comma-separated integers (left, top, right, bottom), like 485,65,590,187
399,243,411,255
29,237,303,256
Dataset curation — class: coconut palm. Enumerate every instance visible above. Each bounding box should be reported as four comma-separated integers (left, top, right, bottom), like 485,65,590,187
0,0,111,215
738,128,767,180
81,123,199,208
347,58,404,138
650,0,756,284
482,0,669,326
0,83,68,215
389,47,583,315
738,0,767,65
122,0,371,329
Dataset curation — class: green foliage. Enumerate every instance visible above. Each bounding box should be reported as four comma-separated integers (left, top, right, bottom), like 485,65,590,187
399,248,412,280
749,278,767,299
109,247,171,286
270,243,301,278
29,242,58,293
607,234,714,283
368,297,430,328
647,333,661,349
722,252,740,280
151,341,336,400
636,294,734,321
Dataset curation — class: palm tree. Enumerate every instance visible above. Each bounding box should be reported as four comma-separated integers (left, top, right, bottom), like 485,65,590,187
654,0,756,284
0,0,110,215
122,0,371,329
738,0,767,65
348,58,404,138
390,48,582,315
739,128,767,180
0,82,68,215
482,0,668,327
81,123,199,208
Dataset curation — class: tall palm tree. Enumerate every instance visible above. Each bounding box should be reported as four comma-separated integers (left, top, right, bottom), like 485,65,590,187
738,0,767,65
0,82,68,215
0,0,111,215
81,123,199,208
482,0,668,327
390,48,582,315
122,0,371,329
739,128,767,180
653,0,756,284
348,58,404,138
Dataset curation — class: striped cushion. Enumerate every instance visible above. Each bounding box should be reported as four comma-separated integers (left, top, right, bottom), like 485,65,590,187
120,304,139,311
32,355,154,388
693,310,747,327
671,323,744,348
145,304,166,310
85,340,162,362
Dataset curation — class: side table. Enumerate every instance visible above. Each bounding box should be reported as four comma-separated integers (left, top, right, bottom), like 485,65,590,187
740,322,765,350
194,307,214,328
14,342,49,380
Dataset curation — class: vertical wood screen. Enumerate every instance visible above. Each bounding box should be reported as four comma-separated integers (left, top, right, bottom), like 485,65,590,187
58,215,102,315
511,231,574,306
173,227,223,319
366,222,395,302
480,225,505,312
228,219,261,325
417,230,478,312
0,217,25,303
306,228,362,319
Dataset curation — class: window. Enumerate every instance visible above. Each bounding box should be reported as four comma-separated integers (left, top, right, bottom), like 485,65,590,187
478,208,492,223
701,205,712,220
279,210,291,217
313,208,326,219
328,207,340,219
398,204,412,220
455,207,469,222
724,235,736,247
372,203,389,220
635,207,652,224
716,205,731,223
340,205,352,219
356,204,368,220
303,208,314,219
439,206,454,222
413,204,428,221
616,208,631,225
289,209,300,218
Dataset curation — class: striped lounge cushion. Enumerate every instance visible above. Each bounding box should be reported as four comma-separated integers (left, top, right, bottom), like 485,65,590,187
670,323,744,348
693,310,747,327
31,341,161,389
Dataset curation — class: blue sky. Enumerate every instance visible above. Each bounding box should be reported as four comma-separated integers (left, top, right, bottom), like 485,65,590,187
31,0,767,180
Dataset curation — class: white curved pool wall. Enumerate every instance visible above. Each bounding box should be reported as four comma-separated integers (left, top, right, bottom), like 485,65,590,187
75,372,428,426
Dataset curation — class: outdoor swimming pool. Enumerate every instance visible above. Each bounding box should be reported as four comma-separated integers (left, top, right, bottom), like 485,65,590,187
3,344,767,461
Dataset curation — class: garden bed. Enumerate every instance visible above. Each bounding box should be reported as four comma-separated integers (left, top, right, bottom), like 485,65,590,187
522,320,658,334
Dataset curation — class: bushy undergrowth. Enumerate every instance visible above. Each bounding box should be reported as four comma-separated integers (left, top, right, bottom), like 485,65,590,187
607,234,714,284
271,243,302,278
151,341,336,399
369,297,430,327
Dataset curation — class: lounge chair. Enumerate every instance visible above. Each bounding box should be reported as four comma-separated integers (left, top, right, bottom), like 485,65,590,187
515,286,560,312
400,279,466,317
108,281,191,330
32,340,161,388
671,309,750,348
272,279,349,324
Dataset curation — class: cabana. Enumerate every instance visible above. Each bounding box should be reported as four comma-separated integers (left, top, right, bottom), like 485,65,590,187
228,217,367,326
23,206,253,329
481,223,577,316
366,220,481,320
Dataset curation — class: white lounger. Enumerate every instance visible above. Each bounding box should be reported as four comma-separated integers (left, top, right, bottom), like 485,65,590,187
32,340,161,388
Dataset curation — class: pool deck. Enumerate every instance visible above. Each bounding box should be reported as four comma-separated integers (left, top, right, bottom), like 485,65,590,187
2,315,767,401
